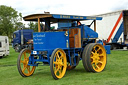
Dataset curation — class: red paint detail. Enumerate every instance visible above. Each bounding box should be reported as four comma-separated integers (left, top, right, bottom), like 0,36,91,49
107,13,123,43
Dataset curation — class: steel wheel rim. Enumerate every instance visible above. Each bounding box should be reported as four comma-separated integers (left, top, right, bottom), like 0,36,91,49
53,50,67,79
90,44,106,72
20,49,35,76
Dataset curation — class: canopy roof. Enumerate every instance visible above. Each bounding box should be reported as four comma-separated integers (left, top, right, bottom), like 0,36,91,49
23,14,102,22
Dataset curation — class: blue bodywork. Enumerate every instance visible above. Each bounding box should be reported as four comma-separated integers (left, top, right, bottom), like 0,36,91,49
84,25,98,38
33,32,69,50
52,14,102,20
12,29,33,47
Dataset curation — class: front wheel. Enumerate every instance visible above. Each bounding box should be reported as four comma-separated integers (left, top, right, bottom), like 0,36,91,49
82,43,107,72
50,48,67,80
17,48,36,77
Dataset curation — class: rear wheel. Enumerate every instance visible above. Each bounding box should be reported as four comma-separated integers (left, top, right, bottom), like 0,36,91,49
82,43,107,72
82,44,92,72
50,48,67,80
17,48,36,77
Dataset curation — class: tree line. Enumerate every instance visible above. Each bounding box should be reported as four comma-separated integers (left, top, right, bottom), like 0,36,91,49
0,5,38,39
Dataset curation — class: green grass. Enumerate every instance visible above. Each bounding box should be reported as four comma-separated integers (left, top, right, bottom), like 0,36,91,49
0,47,128,85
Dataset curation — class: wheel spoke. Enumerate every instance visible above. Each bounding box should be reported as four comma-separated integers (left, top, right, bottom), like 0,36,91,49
54,62,59,65
96,55,100,59
60,62,64,66
99,54,104,56
55,66,59,75
59,65,62,70
59,70,61,75
96,65,100,69
22,66,27,72
59,65,63,75
98,61,103,64
27,66,30,73
55,61,64,66
56,53,59,59
24,53,27,59
60,57,62,61
93,46,97,50
60,53,64,58
20,60,25,64
23,62,26,67
91,60,95,64
97,47,101,52
92,63,95,67
91,56,95,60
91,51,95,55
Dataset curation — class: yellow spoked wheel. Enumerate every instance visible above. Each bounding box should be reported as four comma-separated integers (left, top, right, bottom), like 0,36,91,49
82,43,107,72
17,48,36,77
50,48,67,80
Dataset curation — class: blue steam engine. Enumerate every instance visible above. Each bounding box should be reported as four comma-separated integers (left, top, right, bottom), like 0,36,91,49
17,14,110,80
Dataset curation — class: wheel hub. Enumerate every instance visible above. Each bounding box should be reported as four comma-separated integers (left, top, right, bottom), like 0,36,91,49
93,53,100,62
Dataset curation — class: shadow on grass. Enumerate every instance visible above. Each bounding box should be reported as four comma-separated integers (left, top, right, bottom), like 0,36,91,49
31,66,89,80
0,55,8,59
67,67,87,73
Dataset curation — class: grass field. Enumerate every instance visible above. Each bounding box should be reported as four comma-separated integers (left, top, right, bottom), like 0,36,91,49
0,47,128,85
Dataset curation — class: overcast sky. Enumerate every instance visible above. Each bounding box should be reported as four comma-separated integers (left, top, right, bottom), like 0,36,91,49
1,0,128,16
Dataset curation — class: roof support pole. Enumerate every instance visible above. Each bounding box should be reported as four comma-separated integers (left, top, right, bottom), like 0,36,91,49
38,18,41,32
94,20,96,42
94,20,96,32
45,19,50,31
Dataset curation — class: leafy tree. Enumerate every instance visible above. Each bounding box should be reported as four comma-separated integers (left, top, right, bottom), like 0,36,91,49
15,22,25,30
0,5,23,38
28,22,38,32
